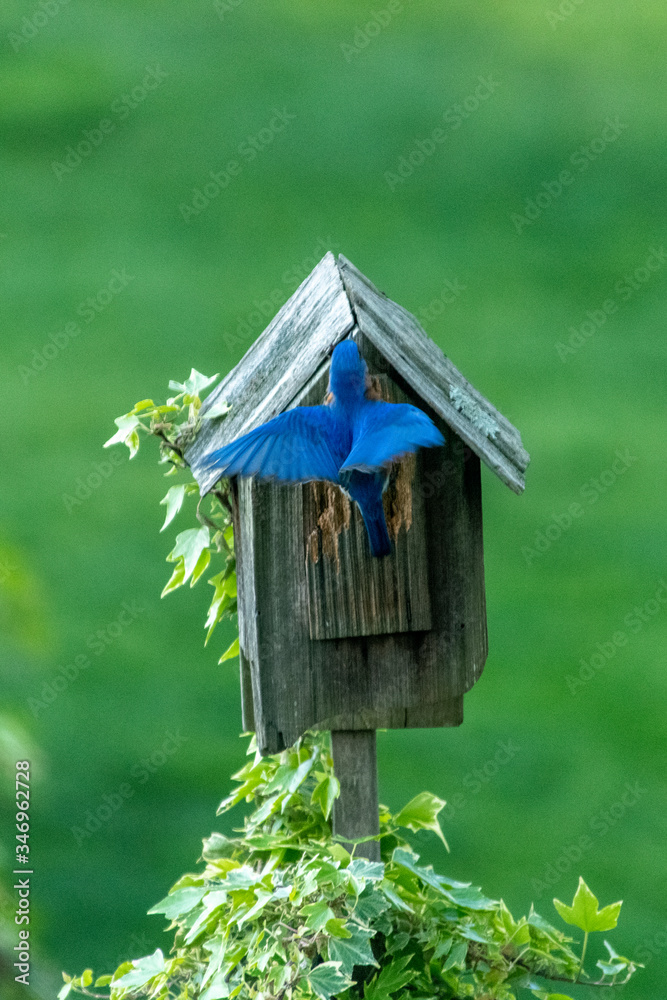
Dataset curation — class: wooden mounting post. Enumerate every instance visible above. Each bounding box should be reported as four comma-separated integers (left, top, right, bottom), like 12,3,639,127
331,730,380,861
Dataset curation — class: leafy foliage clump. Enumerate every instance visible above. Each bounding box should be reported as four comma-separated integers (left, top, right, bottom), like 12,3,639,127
103,370,238,662
67,372,642,1000
61,734,640,1000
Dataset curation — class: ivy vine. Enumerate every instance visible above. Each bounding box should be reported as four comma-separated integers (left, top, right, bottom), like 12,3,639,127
59,371,643,1000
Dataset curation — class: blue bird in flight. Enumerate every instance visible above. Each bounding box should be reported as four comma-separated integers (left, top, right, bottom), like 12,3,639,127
203,340,445,557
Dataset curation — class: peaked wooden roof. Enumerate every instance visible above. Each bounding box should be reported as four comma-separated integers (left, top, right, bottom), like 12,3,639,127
187,252,529,494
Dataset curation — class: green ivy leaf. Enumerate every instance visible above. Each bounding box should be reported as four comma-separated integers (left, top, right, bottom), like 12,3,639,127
203,398,231,420
301,899,335,932
348,858,384,882
169,369,220,397
113,949,166,988
94,975,113,987
443,939,468,971
220,637,239,662
553,878,622,933
205,570,236,644
531,992,576,1000
325,917,353,939
394,791,449,850
104,413,142,453
306,961,352,1000
80,969,93,987
364,954,414,1000
328,923,377,974
148,886,206,919
161,559,186,597
354,885,390,922
191,546,211,586
311,774,340,821
164,526,210,591
596,938,641,975
160,484,187,532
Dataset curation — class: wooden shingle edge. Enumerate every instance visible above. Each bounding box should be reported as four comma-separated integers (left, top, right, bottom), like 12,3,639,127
186,252,354,494
337,254,529,494
187,250,529,496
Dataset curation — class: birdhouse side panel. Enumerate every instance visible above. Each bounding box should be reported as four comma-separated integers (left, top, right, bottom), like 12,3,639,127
421,429,488,694
232,479,262,734
238,476,318,754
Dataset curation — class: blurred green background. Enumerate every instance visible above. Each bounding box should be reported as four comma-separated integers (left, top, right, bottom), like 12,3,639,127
1,0,665,997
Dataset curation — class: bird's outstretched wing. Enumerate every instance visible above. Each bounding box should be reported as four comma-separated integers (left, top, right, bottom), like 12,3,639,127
341,401,444,473
203,406,341,484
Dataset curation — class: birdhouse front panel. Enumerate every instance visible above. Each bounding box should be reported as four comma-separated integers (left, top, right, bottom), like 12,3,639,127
298,369,432,641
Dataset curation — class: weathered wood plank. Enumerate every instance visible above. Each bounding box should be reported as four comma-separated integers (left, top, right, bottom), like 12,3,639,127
304,374,432,641
331,730,380,861
230,479,257,733
338,255,529,493
320,699,463,732
187,252,354,494
339,255,525,449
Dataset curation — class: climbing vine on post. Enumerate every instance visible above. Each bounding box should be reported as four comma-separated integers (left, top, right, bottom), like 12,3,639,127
103,369,238,661
68,368,645,1000
60,732,641,1000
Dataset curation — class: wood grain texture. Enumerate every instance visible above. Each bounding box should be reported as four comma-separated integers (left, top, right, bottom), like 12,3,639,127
331,730,380,861
185,251,519,751
305,374,431,641
232,340,485,754
186,252,354,493
337,255,530,493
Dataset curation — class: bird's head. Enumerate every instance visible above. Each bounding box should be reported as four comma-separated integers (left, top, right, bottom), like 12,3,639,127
328,340,367,402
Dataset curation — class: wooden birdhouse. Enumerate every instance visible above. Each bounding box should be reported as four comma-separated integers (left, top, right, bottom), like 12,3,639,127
187,253,529,763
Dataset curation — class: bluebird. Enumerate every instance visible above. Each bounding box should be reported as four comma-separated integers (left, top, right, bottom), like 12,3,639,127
203,340,445,557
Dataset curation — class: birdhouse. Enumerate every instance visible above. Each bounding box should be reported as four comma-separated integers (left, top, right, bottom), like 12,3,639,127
187,253,529,757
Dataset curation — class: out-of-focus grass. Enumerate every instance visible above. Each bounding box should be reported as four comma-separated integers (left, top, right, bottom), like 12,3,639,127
1,0,665,996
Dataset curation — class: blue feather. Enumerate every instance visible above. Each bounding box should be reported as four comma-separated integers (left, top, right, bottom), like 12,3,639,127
204,406,342,484
202,340,445,557
342,401,445,473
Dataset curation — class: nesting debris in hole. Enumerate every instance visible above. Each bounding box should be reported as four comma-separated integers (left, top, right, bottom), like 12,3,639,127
307,482,351,571
384,453,415,540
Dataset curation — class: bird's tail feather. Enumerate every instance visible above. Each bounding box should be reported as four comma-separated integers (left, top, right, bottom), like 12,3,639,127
359,505,392,558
